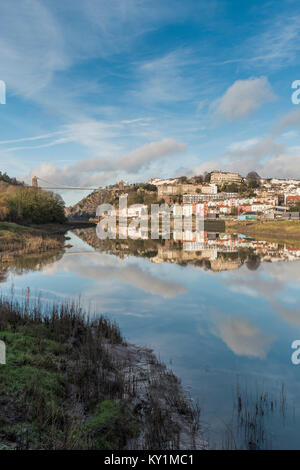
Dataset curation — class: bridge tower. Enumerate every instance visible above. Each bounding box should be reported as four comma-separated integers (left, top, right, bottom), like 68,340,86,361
32,176,38,188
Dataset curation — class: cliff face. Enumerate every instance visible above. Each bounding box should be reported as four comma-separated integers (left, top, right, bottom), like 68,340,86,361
65,185,158,221
65,189,115,221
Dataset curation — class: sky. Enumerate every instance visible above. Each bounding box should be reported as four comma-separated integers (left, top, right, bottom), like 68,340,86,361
1,0,300,204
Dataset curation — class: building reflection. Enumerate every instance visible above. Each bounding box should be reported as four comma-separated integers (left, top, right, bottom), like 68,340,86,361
73,228,300,272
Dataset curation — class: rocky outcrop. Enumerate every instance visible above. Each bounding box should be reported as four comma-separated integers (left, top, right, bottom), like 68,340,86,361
65,189,115,221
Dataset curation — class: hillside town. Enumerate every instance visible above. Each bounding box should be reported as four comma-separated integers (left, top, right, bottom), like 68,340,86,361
66,170,300,223
149,171,300,221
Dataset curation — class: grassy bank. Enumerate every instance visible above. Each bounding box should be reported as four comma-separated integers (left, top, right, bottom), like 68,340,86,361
226,220,300,246
0,222,68,264
0,222,33,238
0,297,203,450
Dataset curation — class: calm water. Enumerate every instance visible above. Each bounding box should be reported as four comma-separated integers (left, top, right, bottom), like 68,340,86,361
2,228,300,449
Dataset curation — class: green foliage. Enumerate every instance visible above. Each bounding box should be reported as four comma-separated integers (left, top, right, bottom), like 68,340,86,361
0,328,67,448
0,222,32,237
222,183,240,193
222,182,257,196
178,176,188,183
190,175,204,184
0,171,23,186
289,202,300,212
237,182,249,193
0,172,65,224
204,172,211,183
139,183,157,192
7,188,66,224
82,400,138,449
248,179,260,189
0,299,129,449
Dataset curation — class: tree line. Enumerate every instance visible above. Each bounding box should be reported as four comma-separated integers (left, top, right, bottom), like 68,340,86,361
0,177,66,224
0,171,24,186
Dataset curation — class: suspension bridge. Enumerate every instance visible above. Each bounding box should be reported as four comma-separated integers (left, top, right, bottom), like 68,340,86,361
32,176,99,191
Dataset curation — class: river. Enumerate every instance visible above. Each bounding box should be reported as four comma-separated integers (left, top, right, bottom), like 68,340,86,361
1,227,300,449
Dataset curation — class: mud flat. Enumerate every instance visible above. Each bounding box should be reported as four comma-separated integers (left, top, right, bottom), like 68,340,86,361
225,220,300,246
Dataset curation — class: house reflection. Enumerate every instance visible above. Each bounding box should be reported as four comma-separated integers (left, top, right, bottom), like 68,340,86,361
73,228,300,272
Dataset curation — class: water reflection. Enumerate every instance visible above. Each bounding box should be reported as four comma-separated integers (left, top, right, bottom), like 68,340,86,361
0,250,64,284
1,228,300,449
73,227,300,272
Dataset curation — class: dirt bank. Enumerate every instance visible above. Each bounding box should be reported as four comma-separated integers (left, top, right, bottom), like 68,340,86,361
0,222,67,264
225,220,300,246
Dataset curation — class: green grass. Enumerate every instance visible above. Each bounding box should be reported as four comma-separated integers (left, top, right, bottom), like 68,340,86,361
0,327,68,449
0,297,192,450
81,400,139,450
0,222,65,261
0,222,33,238
226,220,300,246
0,298,134,450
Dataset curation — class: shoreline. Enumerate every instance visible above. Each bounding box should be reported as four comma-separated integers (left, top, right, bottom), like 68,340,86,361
0,297,206,450
1,219,300,252
0,221,95,262
225,220,300,246
0,222,67,264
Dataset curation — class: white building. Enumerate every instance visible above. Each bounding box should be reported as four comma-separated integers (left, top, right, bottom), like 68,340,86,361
183,205,193,217
201,184,218,195
173,204,183,217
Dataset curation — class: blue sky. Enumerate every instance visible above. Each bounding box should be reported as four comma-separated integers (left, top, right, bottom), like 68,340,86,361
1,0,300,204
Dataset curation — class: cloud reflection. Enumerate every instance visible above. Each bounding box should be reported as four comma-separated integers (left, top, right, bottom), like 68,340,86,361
211,314,274,358
42,251,187,299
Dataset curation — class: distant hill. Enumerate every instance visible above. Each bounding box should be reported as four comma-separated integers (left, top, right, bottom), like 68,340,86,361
66,184,157,221
65,189,117,221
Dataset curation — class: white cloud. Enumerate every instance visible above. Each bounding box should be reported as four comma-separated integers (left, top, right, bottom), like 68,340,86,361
29,138,186,186
184,103,300,179
224,266,300,328
47,251,187,299
212,314,274,358
179,160,221,177
0,1,154,97
0,0,215,103
260,153,300,179
227,138,260,152
221,16,300,72
225,136,285,161
212,77,276,121
0,132,64,146
117,138,186,173
3,119,158,155
248,16,300,70
0,0,67,97
134,49,199,104
273,109,300,137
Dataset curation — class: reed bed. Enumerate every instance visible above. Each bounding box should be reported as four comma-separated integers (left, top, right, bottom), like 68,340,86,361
0,295,202,450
